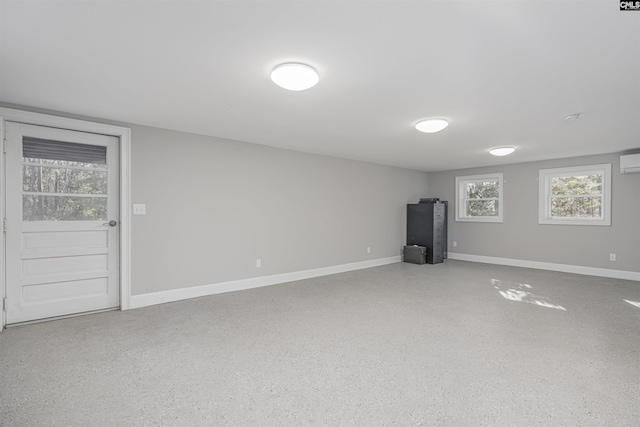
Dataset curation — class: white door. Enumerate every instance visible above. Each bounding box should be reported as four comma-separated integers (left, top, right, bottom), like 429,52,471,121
5,122,119,324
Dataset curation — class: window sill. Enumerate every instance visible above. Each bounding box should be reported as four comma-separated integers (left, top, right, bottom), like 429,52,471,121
456,217,503,223
538,218,610,226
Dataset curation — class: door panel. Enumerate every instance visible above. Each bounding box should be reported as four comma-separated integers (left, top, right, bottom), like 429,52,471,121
5,122,119,324
22,278,109,304
23,230,107,251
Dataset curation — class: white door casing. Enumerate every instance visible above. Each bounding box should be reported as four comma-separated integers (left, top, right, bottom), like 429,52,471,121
4,120,125,325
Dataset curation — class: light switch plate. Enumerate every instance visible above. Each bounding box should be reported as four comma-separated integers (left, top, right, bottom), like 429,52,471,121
133,204,146,215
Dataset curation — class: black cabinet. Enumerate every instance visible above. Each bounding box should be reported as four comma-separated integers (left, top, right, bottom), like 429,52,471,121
407,201,447,264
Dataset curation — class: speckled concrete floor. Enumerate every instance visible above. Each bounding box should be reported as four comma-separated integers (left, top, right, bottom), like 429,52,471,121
1,260,639,426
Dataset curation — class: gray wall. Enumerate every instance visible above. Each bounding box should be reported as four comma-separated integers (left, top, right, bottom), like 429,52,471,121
130,125,429,295
0,103,429,296
5,103,636,301
427,153,640,273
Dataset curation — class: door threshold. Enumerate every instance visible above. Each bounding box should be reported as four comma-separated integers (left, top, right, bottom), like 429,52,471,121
5,307,120,328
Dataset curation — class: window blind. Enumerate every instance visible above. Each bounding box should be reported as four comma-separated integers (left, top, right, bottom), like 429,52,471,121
23,136,107,165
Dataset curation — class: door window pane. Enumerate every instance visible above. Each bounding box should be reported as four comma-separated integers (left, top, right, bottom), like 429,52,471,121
23,166,107,195
22,137,109,221
22,195,107,221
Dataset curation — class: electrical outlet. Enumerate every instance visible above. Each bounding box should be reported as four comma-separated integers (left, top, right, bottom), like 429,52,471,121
256,259,262,268
367,247,371,253
452,241,457,248
610,254,616,262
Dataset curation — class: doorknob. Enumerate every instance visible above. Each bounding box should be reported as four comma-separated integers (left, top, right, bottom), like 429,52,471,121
103,220,117,227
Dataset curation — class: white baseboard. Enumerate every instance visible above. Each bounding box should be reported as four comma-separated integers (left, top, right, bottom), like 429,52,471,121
447,252,640,281
130,256,401,309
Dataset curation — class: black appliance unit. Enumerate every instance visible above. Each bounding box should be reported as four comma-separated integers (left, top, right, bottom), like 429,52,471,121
406,200,448,264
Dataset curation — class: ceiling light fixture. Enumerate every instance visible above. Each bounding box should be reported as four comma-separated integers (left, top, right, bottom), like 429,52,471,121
415,118,449,133
489,146,516,156
270,63,319,91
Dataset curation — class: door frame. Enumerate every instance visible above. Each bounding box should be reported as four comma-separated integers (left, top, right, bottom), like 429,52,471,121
0,107,132,330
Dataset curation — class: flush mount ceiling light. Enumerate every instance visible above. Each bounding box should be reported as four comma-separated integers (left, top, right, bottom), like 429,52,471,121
489,146,516,156
415,118,449,133
270,63,319,91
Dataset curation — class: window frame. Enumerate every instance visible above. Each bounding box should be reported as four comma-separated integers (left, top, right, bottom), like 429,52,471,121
455,172,504,223
538,163,611,226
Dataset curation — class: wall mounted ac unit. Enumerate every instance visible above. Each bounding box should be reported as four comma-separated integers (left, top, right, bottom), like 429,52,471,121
620,153,640,174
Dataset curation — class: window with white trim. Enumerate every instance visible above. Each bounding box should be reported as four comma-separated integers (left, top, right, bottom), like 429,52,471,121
455,173,503,222
538,164,611,226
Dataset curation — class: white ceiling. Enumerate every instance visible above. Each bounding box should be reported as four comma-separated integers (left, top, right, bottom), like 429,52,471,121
1,1,639,172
